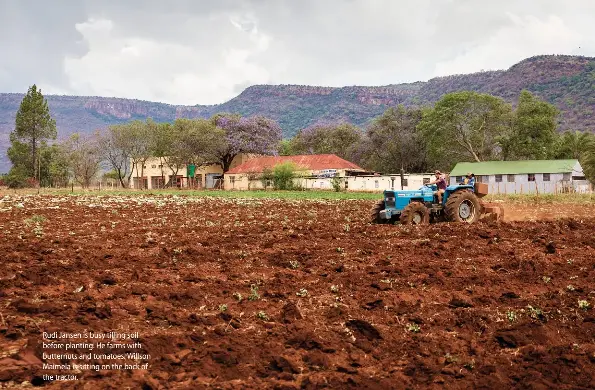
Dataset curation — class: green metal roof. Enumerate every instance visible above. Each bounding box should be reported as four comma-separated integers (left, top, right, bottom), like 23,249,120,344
449,160,579,176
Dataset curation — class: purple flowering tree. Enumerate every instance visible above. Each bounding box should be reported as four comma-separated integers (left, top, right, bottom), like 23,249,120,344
214,114,282,172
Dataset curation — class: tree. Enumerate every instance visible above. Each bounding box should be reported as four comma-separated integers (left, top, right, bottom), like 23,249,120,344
147,120,173,188
119,119,152,187
260,167,274,190
212,114,282,172
552,130,594,159
160,118,226,186
418,91,513,170
5,134,32,187
502,90,559,160
42,144,70,188
291,122,363,162
99,124,133,188
62,132,103,188
360,105,427,173
581,136,595,183
11,84,57,181
278,139,295,156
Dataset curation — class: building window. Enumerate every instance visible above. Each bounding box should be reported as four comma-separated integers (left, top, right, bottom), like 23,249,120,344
375,180,379,189
507,174,515,183
402,178,408,186
495,174,502,183
479,175,488,183
542,173,550,182
151,165,156,169
456,176,463,183
528,174,535,182
229,176,235,184
563,173,571,181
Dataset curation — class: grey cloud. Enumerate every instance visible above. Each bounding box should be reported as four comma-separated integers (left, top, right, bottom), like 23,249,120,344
0,0,88,93
0,0,594,102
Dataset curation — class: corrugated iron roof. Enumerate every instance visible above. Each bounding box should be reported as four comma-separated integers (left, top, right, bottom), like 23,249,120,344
226,154,363,174
450,159,580,176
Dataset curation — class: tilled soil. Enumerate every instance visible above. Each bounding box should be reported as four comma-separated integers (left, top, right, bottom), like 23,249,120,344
0,194,594,389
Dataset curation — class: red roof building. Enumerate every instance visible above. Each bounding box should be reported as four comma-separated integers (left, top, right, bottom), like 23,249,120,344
226,154,364,174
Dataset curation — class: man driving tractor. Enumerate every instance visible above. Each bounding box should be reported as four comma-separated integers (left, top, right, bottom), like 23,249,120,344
428,170,447,203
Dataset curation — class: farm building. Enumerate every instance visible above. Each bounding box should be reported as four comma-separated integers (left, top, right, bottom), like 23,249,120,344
449,159,591,194
130,154,255,189
345,173,436,192
224,154,436,192
224,154,371,190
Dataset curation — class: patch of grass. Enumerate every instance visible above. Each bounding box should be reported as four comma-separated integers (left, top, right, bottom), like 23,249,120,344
15,187,382,200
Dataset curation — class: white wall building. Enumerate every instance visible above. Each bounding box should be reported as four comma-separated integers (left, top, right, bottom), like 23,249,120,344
449,159,591,194
301,173,435,192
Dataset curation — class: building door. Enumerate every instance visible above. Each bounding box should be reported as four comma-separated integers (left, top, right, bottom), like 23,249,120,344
206,173,223,189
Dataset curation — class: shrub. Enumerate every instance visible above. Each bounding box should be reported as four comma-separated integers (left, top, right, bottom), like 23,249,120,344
5,167,35,188
331,175,343,192
260,167,274,190
272,162,299,190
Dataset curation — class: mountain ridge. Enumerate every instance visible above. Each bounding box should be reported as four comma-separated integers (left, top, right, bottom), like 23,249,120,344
1,54,595,173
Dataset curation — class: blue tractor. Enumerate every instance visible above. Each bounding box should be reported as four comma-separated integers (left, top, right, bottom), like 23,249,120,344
370,182,501,225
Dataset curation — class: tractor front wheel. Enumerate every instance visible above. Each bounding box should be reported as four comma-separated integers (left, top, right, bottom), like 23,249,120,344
370,200,388,224
400,202,430,225
444,191,480,223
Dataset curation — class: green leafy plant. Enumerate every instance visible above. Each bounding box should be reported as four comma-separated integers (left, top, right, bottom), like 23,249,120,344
256,311,269,321
248,285,260,301
406,323,420,333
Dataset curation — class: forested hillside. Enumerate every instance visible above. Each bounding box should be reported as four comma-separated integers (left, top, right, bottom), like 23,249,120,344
1,54,595,172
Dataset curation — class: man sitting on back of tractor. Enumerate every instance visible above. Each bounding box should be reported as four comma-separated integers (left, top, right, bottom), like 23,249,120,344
428,170,447,203
462,172,475,186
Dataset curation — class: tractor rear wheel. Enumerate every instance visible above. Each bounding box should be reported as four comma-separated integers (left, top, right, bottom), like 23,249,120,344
444,191,480,223
370,200,388,224
399,202,430,225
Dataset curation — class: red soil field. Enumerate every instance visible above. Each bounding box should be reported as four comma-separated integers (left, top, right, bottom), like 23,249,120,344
0,195,594,389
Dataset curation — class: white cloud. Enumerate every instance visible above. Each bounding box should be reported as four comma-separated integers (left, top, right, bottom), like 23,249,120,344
2,1,595,104
62,16,272,104
433,14,587,77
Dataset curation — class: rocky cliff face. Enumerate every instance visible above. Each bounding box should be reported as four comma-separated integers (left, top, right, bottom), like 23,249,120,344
1,54,594,173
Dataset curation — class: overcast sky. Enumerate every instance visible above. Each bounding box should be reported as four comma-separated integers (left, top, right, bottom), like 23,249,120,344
1,0,594,105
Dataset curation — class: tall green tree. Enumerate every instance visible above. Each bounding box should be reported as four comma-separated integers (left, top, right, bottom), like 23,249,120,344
41,144,70,187
162,118,225,185
551,130,594,159
418,91,512,170
360,105,427,173
502,90,559,160
278,139,295,156
291,122,364,162
11,84,57,181
581,136,595,183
